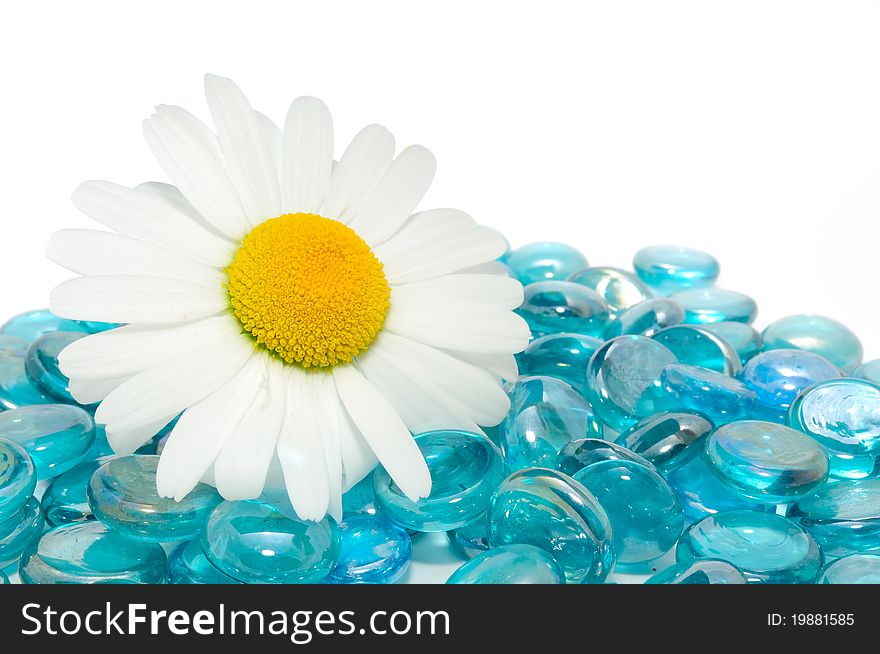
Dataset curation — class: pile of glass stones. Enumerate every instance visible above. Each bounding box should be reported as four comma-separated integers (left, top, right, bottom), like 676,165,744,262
2,240,880,585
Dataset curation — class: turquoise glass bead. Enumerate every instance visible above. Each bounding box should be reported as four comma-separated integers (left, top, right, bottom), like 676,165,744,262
819,554,880,584
517,281,609,337
374,430,504,532
505,242,588,286
788,378,880,456
645,558,746,584
518,333,604,393
604,298,684,339
671,288,757,325
701,322,763,365
0,404,95,479
0,569,7,584
762,314,863,374
556,438,650,476
740,350,840,421
168,538,240,584
826,451,878,480
0,338,52,410
0,496,43,567
677,510,822,583
615,412,712,474
666,454,766,523
74,320,120,334
324,515,412,584
19,521,167,584
652,364,756,426
0,309,88,343
342,472,379,517
652,324,741,375
24,331,88,406
446,544,564,584
573,459,683,563
856,359,880,384
88,455,222,542
201,500,341,584
41,459,104,526
502,376,603,472
706,421,829,502
789,479,880,559
633,245,720,296
488,468,614,584
0,438,36,522
447,512,490,558
586,336,678,432
568,266,653,317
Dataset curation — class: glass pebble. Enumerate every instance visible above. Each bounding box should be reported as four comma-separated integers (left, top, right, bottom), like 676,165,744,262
42,459,104,526
488,468,614,584
701,322,763,365
518,333,604,393
375,430,503,532
706,421,829,502
324,515,412,584
666,454,766,524
24,331,89,407
88,455,222,542
645,558,746,584
19,521,167,584
573,459,683,564
819,554,880,584
502,376,603,472
0,496,43,567
74,320,120,334
604,298,684,339
201,500,341,584
517,281,609,337
615,412,713,474
652,324,742,375
568,266,653,317
168,538,240,584
0,339,52,410
677,510,822,583
447,512,490,558
504,242,589,286
762,314,863,374
342,472,380,517
856,359,880,385
0,309,88,343
0,438,36,523
556,438,650,476
0,569,7,584
827,451,878,480
633,245,720,296
671,288,757,325
652,363,756,426
446,544,564,584
586,336,678,432
0,404,95,479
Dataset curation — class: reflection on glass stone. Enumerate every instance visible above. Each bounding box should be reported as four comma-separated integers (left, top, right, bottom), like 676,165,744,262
666,454,766,524
701,322,763,365
0,309,88,344
24,332,88,406
517,281,609,337
0,438,35,523
342,472,380,517
568,266,653,317
740,350,840,420
652,364,756,426
447,512,490,558
616,412,712,474
826,451,878,480
0,404,95,479
168,538,240,584
556,438,650,476
762,314,863,374
518,333,604,393
42,459,104,526
819,554,880,584
856,359,880,385
0,496,44,568
0,339,52,410
324,515,412,584
446,544,564,584
671,288,757,325
633,246,720,296
604,298,685,339
652,324,741,375
645,558,746,584
504,242,589,286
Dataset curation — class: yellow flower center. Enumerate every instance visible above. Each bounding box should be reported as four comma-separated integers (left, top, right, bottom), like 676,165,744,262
226,213,390,368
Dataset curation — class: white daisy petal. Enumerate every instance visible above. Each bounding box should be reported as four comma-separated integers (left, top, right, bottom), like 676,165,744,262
50,275,227,325
456,260,511,276
347,145,436,246
68,375,131,405
136,181,234,242
105,414,178,456
313,373,344,521
281,96,334,214
321,124,395,221
256,112,283,173
441,349,518,381
391,274,524,312
333,364,431,500
332,389,377,492
204,74,282,224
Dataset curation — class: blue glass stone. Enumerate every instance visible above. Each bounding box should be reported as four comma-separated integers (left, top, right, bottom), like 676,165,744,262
671,288,758,325
518,333,604,393
556,438,650,476
168,538,240,584
0,309,88,344
586,336,678,432
615,412,713,474
88,455,222,542
856,359,880,385
706,421,829,502
740,350,840,422
677,510,823,583
788,378,880,456
652,364,756,426
762,314,863,374
633,245,720,296
0,438,36,523
488,468,614,584
568,266,653,317
645,558,746,584
324,515,412,584
19,521,167,584
0,404,95,479
201,500,341,584
819,554,880,584
374,430,504,531
502,376,603,472
342,472,380,517
517,281,609,337
0,339,53,410
573,459,683,563
666,454,766,523
447,512,490,558
604,298,684,339
789,479,880,559
41,459,104,526
652,324,742,375
0,496,44,567
0,569,7,584
446,544,564,584
701,322,764,365
74,320,121,334
504,242,589,286
826,451,878,480
24,331,89,407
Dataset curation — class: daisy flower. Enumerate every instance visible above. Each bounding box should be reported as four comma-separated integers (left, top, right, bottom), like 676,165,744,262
46,75,529,521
